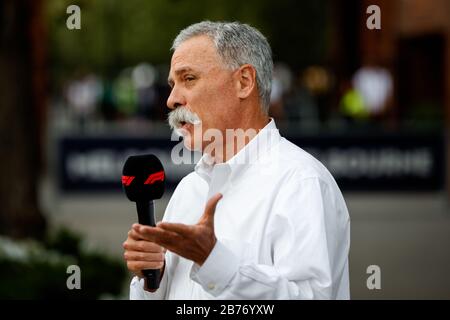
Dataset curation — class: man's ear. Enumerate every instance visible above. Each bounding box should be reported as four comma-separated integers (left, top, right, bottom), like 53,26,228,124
235,64,257,100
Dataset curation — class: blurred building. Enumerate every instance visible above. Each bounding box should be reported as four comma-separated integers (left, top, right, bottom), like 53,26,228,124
332,0,450,198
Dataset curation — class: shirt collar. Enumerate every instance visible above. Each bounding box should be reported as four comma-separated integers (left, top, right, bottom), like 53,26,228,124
194,118,281,184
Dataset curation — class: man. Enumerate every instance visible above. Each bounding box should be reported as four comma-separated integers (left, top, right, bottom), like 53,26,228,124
123,21,350,299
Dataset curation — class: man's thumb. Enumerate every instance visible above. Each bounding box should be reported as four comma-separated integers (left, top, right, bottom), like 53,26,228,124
199,193,223,224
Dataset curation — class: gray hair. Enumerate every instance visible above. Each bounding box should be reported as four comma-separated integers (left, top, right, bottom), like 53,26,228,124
172,21,273,114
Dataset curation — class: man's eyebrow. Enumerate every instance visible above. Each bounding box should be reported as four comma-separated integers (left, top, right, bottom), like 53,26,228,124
167,67,196,86
175,67,194,75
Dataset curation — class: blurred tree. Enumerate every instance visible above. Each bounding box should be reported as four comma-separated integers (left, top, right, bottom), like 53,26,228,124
46,0,262,74
0,0,47,239
46,0,328,79
260,0,329,71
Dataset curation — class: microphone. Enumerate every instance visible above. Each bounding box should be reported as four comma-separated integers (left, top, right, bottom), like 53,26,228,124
122,154,165,290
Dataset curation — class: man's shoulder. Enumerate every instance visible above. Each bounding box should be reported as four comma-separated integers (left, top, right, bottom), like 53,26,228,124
268,137,332,181
175,170,205,191
269,138,347,208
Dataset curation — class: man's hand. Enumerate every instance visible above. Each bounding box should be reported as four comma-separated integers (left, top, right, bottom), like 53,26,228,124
123,227,166,279
131,193,223,266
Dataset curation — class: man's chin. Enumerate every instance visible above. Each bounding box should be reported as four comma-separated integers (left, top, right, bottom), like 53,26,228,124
182,136,202,152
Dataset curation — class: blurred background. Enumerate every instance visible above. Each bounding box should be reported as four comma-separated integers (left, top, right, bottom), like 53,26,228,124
0,0,449,299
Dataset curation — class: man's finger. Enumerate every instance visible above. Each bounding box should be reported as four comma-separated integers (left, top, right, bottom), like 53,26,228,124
199,193,223,224
129,226,168,243
133,224,167,242
123,238,164,253
124,250,165,263
158,222,194,236
128,228,147,241
134,224,182,248
127,260,164,271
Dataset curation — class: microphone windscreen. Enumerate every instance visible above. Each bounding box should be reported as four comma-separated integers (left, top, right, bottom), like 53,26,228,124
122,154,165,202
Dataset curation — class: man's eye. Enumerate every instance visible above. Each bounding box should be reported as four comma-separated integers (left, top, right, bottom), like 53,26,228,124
185,76,195,82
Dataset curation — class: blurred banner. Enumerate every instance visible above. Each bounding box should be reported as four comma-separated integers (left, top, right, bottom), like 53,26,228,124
57,132,444,193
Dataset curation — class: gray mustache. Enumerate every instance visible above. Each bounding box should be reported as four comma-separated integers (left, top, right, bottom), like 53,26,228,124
167,107,202,130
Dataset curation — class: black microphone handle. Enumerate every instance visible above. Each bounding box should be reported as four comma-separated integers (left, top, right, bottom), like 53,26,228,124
136,201,161,290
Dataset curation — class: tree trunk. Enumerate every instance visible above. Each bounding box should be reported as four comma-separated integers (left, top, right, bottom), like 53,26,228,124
0,0,47,239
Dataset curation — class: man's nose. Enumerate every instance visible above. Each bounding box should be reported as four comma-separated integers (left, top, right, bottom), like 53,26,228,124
167,86,186,110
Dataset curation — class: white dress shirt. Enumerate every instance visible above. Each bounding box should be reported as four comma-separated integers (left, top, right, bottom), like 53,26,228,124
130,119,350,299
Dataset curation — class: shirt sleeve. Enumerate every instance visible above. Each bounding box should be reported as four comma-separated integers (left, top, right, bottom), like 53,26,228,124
190,175,350,299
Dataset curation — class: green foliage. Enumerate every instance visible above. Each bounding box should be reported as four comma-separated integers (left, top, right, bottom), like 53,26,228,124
46,0,328,78
404,101,444,130
261,0,330,69
0,228,127,300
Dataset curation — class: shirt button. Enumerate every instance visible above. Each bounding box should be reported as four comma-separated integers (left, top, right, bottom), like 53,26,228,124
207,283,216,290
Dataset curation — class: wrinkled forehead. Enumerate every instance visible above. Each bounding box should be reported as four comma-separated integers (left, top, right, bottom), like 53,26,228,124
170,35,226,72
